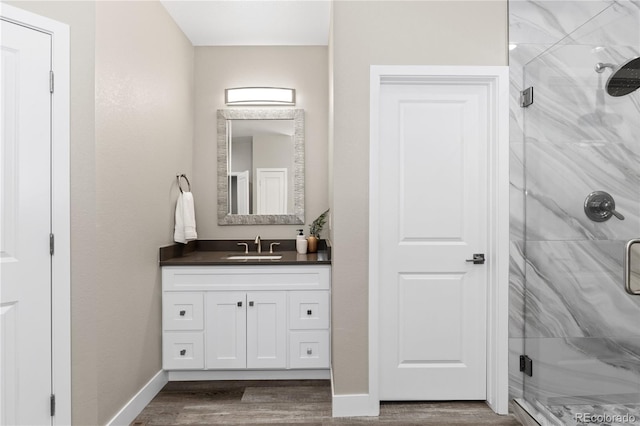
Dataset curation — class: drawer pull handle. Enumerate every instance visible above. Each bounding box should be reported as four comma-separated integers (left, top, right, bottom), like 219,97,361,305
307,309,312,316
249,301,254,307
180,349,186,356
179,310,186,316
307,348,312,355
237,301,242,307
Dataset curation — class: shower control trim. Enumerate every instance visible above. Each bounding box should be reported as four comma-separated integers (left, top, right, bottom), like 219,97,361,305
584,191,625,222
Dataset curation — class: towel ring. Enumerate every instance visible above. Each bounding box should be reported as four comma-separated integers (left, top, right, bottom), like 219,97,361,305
177,174,191,193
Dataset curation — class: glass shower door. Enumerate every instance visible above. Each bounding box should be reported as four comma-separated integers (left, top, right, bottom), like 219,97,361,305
522,2,640,424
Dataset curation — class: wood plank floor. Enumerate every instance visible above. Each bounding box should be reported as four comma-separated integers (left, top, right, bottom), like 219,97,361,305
132,380,523,425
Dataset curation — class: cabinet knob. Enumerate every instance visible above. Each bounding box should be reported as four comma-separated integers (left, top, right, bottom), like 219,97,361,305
307,309,312,316
179,310,186,316
249,301,254,307
237,301,242,307
307,348,312,355
180,349,186,356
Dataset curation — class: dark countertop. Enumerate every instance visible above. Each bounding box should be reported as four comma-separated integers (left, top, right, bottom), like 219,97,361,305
159,239,331,266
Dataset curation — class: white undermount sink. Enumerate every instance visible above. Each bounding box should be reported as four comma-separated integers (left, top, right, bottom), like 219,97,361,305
226,255,282,260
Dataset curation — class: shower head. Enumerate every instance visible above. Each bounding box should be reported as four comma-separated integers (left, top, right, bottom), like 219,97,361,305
595,57,640,97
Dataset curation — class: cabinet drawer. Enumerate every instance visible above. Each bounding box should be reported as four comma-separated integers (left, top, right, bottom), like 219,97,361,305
289,291,329,330
289,330,329,369
163,292,203,331
163,332,204,370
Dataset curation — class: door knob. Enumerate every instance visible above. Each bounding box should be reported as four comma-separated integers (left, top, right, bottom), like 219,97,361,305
466,253,485,264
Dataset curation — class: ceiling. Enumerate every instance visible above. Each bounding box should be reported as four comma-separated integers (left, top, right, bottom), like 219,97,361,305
160,1,331,46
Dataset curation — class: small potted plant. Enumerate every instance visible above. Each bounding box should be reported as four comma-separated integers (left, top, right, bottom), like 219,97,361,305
307,208,329,253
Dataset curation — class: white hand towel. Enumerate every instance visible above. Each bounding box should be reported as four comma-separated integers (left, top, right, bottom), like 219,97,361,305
174,192,197,244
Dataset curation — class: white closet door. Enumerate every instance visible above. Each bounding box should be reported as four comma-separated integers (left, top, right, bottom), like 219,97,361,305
1,20,53,425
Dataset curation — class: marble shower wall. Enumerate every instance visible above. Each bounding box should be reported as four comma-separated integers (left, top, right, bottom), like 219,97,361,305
508,0,640,402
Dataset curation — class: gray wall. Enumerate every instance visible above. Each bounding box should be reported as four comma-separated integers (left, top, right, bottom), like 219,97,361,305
193,46,329,239
5,1,195,423
330,0,508,395
95,2,194,423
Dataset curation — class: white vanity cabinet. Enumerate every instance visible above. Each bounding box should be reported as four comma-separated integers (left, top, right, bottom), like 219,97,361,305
162,265,330,379
206,291,287,369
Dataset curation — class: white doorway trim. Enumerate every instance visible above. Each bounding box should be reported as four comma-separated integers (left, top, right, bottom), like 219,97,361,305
1,4,71,424
368,66,509,416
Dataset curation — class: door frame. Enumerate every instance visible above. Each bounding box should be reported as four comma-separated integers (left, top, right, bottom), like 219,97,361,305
1,4,70,424
368,66,509,415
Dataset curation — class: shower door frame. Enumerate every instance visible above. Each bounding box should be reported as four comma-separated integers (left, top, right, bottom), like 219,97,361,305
364,65,510,417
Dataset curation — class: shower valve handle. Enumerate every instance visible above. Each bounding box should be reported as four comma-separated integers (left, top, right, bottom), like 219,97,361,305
601,200,625,220
584,191,625,222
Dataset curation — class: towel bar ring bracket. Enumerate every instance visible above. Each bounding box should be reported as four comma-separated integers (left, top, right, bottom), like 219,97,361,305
177,174,191,193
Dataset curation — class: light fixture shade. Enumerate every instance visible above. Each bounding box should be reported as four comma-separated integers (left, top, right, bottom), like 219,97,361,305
225,87,296,106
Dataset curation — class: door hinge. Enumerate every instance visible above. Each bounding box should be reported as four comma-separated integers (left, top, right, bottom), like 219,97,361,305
50,394,56,416
520,355,533,377
50,70,54,93
520,87,533,108
50,233,55,255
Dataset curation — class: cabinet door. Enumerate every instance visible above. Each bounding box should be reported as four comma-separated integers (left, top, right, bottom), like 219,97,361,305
206,292,246,369
246,291,287,369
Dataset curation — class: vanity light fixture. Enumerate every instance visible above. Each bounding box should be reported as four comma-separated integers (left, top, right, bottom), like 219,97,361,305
225,87,296,106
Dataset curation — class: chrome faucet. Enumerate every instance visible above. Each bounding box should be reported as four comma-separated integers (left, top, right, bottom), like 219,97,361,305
254,235,262,253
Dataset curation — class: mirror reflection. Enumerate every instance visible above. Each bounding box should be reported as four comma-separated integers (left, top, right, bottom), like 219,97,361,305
229,120,295,215
217,109,305,225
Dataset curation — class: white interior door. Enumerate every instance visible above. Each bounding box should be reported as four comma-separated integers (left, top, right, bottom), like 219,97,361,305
1,20,53,425
377,79,489,400
256,168,287,215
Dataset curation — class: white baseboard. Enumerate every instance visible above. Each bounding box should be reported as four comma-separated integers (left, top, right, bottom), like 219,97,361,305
332,393,378,417
330,370,379,417
168,369,330,381
106,370,168,426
